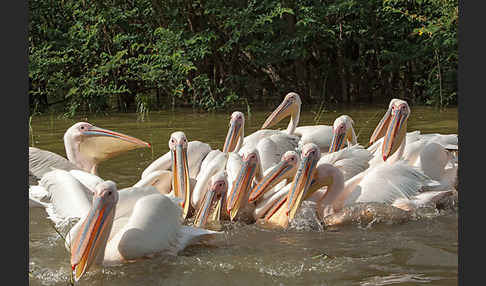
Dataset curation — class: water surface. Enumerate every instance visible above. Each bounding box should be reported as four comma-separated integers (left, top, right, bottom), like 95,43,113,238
29,105,458,285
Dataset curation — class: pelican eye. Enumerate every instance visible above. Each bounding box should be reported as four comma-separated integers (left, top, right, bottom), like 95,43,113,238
107,191,112,196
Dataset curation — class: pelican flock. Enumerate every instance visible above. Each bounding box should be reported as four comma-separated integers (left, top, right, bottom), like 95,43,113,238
29,93,458,281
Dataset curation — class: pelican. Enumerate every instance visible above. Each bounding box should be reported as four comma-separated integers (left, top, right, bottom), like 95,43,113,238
367,99,458,189
260,92,336,153
139,131,211,219
29,122,151,183
67,180,220,281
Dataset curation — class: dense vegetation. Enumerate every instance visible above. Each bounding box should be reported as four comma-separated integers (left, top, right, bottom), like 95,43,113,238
28,0,457,116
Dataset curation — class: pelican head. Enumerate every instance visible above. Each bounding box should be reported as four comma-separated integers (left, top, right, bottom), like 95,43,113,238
70,180,118,281
369,99,410,161
65,122,151,174
194,171,228,228
286,143,320,220
328,115,356,153
261,92,301,130
226,149,261,221
223,111,245,153
169,131,191,219
248,150,299,203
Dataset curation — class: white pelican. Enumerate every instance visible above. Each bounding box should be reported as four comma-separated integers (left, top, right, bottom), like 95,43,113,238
141,131,210,219
260,92,335,153
67,180,220,281
29,122,150,183
366,99,458,189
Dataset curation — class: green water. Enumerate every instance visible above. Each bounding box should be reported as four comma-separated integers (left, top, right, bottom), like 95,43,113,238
29,105,458,285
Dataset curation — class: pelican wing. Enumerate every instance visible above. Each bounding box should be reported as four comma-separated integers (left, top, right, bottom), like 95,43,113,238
225,152,244,187
319,144,372,181
255,138,282,171
198,149,223,177
347,161,432,205
29,147,81,184
107,194,219,262
241,132,299,170
133,170,173,194
68,170,105,192
393,190,455,211
101,185,163,244
185,141,212,178
268,133,300,153
39,169,92,224
420,133,458,147
296,125,333,152
241,129,279,150
141,151,171,179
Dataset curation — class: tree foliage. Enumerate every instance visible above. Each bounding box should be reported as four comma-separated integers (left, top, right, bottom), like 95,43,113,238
28,0,458,116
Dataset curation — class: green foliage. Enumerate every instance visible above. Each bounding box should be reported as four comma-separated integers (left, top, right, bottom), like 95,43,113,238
29,0,457,116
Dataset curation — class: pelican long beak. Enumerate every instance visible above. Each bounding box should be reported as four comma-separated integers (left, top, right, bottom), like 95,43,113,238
171,144,191,219
261,99,295,129
70,192,116,281
193,183,226,228
222,119,242,153
79,125,151,163
261,195,289,228
382,108,408,161
329,128,346,153
248,160,294,203
369,108,392,146
226,158,257,221
286,153,318,221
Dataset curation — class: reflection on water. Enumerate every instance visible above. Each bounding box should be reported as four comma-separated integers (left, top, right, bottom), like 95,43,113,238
29,106,458,286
